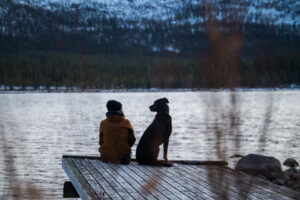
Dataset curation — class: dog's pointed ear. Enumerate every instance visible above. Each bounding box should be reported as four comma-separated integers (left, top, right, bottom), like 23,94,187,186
163,98,169,103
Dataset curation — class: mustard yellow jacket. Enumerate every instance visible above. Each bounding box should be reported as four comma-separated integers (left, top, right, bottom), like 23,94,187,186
99,114,135,163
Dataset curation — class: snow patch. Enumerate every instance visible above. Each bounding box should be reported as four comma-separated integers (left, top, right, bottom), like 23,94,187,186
9,0,300,26
165,45,180,53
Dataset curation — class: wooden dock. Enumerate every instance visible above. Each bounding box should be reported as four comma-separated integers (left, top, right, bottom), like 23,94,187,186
62,155,300,200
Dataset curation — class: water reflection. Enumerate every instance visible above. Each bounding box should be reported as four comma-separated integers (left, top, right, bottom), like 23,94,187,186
0,91,299,198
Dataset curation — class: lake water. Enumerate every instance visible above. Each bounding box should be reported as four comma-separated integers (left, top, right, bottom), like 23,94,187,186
0,91,299,199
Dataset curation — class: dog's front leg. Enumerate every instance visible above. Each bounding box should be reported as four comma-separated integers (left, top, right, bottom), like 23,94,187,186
163,140,173,166
163,140,169,162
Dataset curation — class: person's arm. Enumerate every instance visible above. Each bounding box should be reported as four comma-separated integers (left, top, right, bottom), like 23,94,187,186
128,128,136,147
126,120,136,147
99,122,104,146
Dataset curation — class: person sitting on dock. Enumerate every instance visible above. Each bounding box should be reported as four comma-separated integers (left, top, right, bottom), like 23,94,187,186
99,100,136,164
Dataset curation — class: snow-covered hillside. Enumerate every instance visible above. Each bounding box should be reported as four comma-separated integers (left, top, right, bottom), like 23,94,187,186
10,0,300,26
0,0,299,55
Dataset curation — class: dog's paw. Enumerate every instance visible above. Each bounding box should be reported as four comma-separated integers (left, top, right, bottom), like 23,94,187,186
163,161,173,167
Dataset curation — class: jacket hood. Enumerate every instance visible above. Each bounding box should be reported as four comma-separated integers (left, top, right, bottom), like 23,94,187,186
107,114,125,122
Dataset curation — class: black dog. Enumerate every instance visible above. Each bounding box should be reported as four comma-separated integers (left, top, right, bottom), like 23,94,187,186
136,98,173,166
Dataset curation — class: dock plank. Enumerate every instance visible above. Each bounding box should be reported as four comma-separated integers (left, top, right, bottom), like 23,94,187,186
102,161,149,199
125,162,177,200
62,158,104,200
218,166,300,200
131,162,219,200
93,160,147,199
185,165,287,200
101,161,158,200
191,165,299,200
131,164,186,200
72,158,112,199
139,163,225,200
62,156,300,200
173,163,261,200
117,163,163,200
80,159,129,200
89,160,137,200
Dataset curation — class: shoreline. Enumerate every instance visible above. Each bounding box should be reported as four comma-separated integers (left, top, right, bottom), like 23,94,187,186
0,87,300,94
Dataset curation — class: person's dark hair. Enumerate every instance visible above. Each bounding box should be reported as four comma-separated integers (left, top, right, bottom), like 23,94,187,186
106,100,122,112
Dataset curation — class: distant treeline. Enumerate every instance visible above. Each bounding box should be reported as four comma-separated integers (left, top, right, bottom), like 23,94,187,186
0,52,299,89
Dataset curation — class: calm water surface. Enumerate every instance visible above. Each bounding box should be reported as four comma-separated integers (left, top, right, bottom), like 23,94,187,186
0,91,299,199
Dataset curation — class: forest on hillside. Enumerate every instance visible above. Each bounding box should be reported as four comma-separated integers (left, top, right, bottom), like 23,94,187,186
1,51,299,89
0,1,299,89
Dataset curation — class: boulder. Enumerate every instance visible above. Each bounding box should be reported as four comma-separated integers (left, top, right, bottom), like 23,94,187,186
286,179,296,187
230,154,244,158
284,168,299,180
293,180,300,191
283,158,299,168
235,154,282,179
257,175,267,180
273,178,285,186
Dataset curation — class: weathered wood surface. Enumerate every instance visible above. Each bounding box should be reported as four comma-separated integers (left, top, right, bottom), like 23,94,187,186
62,155,300,200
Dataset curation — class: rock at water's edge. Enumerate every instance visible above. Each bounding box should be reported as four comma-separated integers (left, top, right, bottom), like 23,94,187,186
283,158,299,168
235,154,282,179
